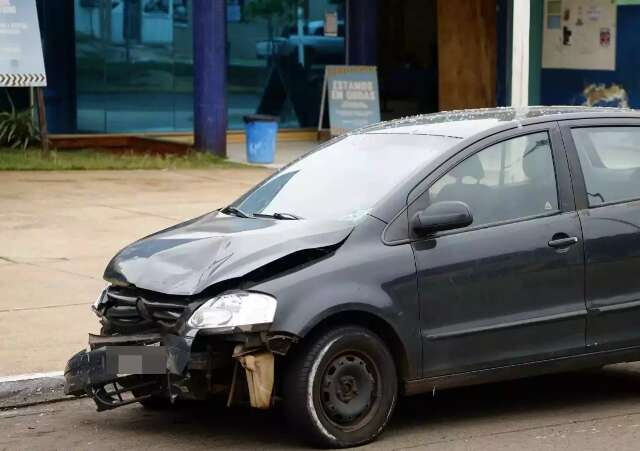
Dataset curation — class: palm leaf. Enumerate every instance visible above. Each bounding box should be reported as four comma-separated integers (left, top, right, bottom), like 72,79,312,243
0,98,39,149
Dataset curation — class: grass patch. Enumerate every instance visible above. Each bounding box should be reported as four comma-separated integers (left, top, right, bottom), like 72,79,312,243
0,148,248,171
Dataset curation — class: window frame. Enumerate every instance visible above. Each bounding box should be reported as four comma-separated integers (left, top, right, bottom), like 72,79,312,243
383,122,575,244
560,119,640,210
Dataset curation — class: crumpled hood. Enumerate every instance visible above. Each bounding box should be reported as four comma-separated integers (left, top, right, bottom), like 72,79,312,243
104,211,354,296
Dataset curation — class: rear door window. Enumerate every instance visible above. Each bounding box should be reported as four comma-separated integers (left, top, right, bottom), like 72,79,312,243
571,127,640,206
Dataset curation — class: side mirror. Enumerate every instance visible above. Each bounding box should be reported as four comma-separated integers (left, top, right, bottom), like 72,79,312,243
411,201,473,235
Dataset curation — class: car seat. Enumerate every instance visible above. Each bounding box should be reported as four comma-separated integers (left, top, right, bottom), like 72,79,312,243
435,153,494,226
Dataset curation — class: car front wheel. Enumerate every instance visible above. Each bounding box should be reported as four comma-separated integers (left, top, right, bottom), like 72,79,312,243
284,325,398,448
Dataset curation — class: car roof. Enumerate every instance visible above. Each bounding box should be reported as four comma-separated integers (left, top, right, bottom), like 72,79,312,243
360,106,640,139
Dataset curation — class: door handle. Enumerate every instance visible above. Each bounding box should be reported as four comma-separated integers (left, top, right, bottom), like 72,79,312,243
548,236,579,248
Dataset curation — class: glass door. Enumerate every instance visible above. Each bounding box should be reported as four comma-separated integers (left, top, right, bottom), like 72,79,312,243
104,0,175,132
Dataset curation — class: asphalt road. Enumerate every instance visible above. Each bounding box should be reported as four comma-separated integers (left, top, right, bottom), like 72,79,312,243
3,364,640,450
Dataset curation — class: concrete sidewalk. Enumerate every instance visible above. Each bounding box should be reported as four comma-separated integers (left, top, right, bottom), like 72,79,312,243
0,167,272,376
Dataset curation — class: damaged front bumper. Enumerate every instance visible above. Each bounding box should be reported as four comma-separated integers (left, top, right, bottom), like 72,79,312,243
64,333,192,411
64,331,293,411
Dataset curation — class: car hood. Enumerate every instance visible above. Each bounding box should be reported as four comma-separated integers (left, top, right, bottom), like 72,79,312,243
103,211,354,296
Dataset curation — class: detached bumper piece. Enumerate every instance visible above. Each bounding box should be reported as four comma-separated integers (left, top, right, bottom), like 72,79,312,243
64,345,169,411
64,332,294,412
88,375,161,411
233,347,274,409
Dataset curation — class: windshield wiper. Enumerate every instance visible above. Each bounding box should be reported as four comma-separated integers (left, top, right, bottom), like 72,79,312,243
220,206,253,218
253,212,303,220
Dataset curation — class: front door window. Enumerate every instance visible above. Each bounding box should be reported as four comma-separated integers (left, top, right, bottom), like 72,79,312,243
428,131,559,228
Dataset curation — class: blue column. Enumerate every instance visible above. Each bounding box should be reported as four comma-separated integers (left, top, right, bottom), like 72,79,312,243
193,0,227,157
38,0,76,133
347,0,379,66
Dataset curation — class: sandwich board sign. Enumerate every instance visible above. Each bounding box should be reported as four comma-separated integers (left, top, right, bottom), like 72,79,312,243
318,66,381,136
0,0,47,87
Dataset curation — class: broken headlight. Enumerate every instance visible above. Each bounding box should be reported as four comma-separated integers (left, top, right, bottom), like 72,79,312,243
91,286,108,316
187,292,277,331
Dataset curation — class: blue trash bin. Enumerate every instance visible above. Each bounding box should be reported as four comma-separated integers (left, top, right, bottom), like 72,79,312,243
244,115,279,164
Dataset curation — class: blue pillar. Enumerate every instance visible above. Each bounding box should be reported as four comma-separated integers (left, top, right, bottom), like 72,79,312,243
347,0,379,66
193,0,227,157
38,0,77,133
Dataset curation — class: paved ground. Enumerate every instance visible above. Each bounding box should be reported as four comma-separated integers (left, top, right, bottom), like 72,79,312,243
2,365,640,450
0,168,272,375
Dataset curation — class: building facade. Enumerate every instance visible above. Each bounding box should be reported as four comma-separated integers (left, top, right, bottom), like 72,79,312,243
4,0,638,138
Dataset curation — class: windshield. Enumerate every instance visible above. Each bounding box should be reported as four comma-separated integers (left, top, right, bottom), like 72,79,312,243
232,133,460,221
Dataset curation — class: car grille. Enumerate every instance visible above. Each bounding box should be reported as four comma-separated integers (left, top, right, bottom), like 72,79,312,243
102,286,190,332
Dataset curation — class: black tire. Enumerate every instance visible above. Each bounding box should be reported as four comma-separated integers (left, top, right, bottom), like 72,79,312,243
284,325,398,448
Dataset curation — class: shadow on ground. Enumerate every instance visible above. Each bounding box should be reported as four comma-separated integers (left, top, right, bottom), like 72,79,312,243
89,365,640,448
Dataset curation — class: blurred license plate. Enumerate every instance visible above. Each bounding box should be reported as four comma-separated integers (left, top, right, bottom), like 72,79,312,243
104,346,167,375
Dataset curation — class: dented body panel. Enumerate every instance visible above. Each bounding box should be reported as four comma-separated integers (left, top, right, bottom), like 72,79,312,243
254,215,422,379
104,211,354,296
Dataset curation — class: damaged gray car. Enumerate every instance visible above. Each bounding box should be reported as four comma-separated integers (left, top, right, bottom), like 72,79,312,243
65,107,640,448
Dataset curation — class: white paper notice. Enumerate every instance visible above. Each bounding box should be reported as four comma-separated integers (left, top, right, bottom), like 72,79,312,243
542,0,617,70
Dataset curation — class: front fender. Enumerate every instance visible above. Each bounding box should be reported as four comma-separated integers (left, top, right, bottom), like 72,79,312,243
252,216,421,379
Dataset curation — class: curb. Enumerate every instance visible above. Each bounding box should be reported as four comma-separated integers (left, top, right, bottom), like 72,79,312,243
0,371,63,384
0,373,73,410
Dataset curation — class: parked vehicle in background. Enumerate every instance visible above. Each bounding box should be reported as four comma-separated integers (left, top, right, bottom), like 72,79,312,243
65,107,640,448
255,20,345,64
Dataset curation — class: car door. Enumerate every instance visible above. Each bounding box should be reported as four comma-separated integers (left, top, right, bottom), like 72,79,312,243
561,120,640,351
409,123,587,377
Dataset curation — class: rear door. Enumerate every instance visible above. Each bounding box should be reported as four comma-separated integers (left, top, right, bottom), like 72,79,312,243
561,120,640,350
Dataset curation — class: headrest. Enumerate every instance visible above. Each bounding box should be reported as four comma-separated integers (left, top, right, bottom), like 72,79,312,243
450,153,485,181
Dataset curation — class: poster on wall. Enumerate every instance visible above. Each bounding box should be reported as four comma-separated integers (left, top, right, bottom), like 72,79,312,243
319,66,381,136
542,0,617,70
0,0,47,87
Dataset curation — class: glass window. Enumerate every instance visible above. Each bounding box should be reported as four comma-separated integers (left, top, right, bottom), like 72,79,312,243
75,0,107,132
75,0,344,133
233,134,460,221
572,127,640,206
227,0,346,129
427,132,558,228
75,0,193,133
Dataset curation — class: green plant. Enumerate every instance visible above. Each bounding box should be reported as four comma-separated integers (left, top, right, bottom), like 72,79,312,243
0,147,252,171
0,93,39,150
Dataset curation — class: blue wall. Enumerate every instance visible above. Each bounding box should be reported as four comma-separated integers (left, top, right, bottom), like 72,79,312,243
541,5,640,107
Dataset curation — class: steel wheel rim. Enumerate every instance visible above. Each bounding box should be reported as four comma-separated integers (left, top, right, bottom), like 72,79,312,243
318,351,381,431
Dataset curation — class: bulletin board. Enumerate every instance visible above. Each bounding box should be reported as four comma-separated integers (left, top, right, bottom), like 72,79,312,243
542,0,617,70
0,0,47,86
